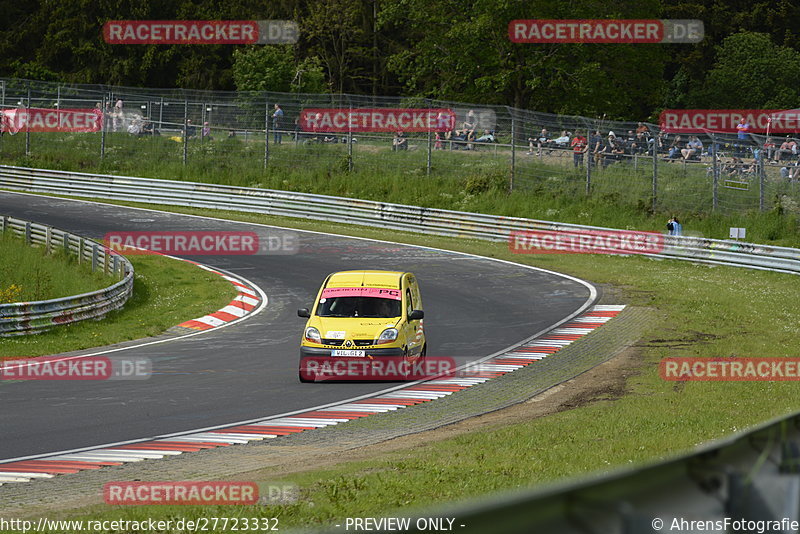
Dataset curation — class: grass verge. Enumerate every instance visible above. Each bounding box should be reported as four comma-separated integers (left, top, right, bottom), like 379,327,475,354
2,132,800,246
0,230,109,303
40,198,800,530
0,252,237,359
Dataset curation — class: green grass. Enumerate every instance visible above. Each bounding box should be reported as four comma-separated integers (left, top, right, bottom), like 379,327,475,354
40,202,800,531
0,230,110,303
0,252,237,359
2,131,800,246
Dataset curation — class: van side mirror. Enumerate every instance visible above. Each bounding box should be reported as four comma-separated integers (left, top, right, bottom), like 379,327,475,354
408,309,424,320
297,308,310,318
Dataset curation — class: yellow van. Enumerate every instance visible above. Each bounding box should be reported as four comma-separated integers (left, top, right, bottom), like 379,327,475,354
297,270,425,381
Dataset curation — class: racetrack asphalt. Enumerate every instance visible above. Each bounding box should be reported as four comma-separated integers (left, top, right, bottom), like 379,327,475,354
0,191,596,460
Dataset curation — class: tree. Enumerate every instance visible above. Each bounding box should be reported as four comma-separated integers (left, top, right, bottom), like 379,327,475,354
232,45,326,93
694,31,800,108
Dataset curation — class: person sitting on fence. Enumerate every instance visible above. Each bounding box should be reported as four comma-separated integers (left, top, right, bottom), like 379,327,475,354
552,130,570,149
392,131,408,151
451,127,469,149
631,131,649,155
763,137,777,162
666,135,683,159
681,136,703,160
777,137,797,161
462,111,477,138
475,129,496,144
608,133,626,163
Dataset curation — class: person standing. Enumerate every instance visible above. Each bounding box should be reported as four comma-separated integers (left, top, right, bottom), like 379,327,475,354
272,104,284,144
571,133,587,167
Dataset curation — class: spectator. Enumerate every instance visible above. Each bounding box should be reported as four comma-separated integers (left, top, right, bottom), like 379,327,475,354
681,136,703,160
552,130,570,149
780,161,800,180
667,135,683,160
434,131,443,150
590,130,604,167
463,110,476,136
570,133,587,167
392,131,408,151
272,104,284,144
667,217,682,236
201,121,213,141
763,137,777,162
185,118,197,139
475,129,496,144
735,117,750,157
636,122,648,135
112,99,123,132
527,128,551,156
777,137,797,161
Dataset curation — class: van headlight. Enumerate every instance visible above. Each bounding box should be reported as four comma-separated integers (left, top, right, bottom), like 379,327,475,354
304,326,322,344
376,328,398,345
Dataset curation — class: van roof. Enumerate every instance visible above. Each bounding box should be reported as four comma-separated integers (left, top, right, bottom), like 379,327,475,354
326,270,405,290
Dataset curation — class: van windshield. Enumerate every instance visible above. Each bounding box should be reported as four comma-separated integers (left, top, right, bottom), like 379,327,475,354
316,297,401,318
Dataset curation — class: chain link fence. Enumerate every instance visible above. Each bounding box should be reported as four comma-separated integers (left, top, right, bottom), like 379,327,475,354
1,78,799,217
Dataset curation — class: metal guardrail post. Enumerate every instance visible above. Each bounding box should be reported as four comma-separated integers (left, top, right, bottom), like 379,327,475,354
62,232,69,254
45,225,52,254
91,243,98,272
24,221,31,244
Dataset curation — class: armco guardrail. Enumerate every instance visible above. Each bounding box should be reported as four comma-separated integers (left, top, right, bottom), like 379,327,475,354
0,215,133,336
374,411,800,534
1,164,799,275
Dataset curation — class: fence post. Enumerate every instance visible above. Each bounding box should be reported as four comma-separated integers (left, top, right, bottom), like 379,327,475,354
63,232,69,255
347,103,354,172
712,134,719,211
24,222,31,245
100,94,106,159
264,98,270,169
91,244,98,272
652,131,658,212
510,111,516,192
45,226,52,254
25,83,31,156
426,99,432,177
586,127,592,195
759,154,765,212
182,99,188,165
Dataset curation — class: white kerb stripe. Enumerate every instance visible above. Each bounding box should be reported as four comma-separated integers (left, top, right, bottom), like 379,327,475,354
592,305,626,311
218,305,248,317
191,315,227,327
234,294,260,306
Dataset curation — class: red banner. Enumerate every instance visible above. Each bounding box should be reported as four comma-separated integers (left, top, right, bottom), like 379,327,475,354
1,108,102,133
299,108,456,133
659,109,800,133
